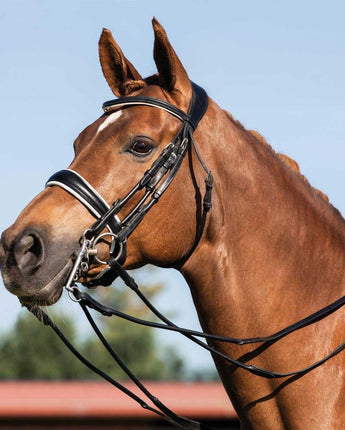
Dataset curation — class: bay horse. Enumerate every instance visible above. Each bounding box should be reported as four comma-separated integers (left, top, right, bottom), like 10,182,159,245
1,18,345,429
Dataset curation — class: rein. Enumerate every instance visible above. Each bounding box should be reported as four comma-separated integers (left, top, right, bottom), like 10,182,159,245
28,82,345,429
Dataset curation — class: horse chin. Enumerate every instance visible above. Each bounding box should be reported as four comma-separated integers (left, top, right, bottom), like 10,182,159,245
18,260,74,307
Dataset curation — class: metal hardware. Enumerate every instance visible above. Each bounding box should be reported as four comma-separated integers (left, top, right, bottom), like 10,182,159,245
67,285,82,302
64,236,90,292
92,232,121,265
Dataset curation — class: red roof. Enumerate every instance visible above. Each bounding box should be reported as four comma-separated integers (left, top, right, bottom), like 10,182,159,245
0,381,237,420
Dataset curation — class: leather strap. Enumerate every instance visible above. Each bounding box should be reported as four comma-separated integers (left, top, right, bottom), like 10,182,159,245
46,169,122,235
187,83,209,130
103,82,209,130
27,304,206,429
75,262,345,379
103,96,189,122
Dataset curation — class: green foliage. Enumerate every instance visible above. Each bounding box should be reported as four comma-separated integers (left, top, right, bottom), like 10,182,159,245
0,280,185,381
0,312,89,380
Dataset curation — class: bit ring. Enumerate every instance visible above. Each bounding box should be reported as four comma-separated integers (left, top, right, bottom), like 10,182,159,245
92,232,123,264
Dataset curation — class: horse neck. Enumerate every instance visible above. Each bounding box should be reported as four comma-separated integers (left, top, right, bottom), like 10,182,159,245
181,100,345,427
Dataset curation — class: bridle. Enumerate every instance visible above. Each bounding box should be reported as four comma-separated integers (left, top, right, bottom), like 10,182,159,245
27,82,345,430
46,82,212,277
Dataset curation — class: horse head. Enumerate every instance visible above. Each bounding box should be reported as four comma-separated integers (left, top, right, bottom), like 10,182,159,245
3,17,345,429
0,19,214,306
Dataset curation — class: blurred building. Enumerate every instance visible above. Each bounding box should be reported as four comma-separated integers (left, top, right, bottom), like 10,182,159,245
0,381,239,429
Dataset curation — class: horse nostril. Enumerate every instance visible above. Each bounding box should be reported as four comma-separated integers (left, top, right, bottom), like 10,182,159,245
14,232,44,274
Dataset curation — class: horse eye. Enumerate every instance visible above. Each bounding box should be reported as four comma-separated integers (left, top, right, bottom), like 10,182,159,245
129,140,153,156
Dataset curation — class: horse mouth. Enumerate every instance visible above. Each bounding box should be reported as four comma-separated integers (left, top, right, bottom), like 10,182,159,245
77,263,108,285
19,260,74,307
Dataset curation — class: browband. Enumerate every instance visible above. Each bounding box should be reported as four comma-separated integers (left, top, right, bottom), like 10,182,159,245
102,82,208,130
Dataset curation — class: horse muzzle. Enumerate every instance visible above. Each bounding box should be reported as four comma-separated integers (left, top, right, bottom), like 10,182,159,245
0,225,74,305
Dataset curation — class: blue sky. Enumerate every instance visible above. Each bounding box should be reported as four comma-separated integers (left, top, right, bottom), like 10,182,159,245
1,0,344,372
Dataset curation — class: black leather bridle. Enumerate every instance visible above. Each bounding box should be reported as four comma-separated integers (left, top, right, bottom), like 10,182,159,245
27,82,345,430
46,82,212,284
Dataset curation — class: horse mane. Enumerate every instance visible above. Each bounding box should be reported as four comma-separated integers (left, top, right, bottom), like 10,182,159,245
223,111,345,219
247,128,330,203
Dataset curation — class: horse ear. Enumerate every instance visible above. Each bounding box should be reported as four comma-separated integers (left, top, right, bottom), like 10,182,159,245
99,28,145,97
152,18,192,111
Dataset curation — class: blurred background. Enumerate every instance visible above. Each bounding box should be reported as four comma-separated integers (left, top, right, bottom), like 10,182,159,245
0,0,344,427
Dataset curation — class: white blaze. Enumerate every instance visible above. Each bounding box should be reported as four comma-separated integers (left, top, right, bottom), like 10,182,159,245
97,110,122,133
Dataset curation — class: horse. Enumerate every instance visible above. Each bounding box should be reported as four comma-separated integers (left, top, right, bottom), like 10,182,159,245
1,18,345,429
